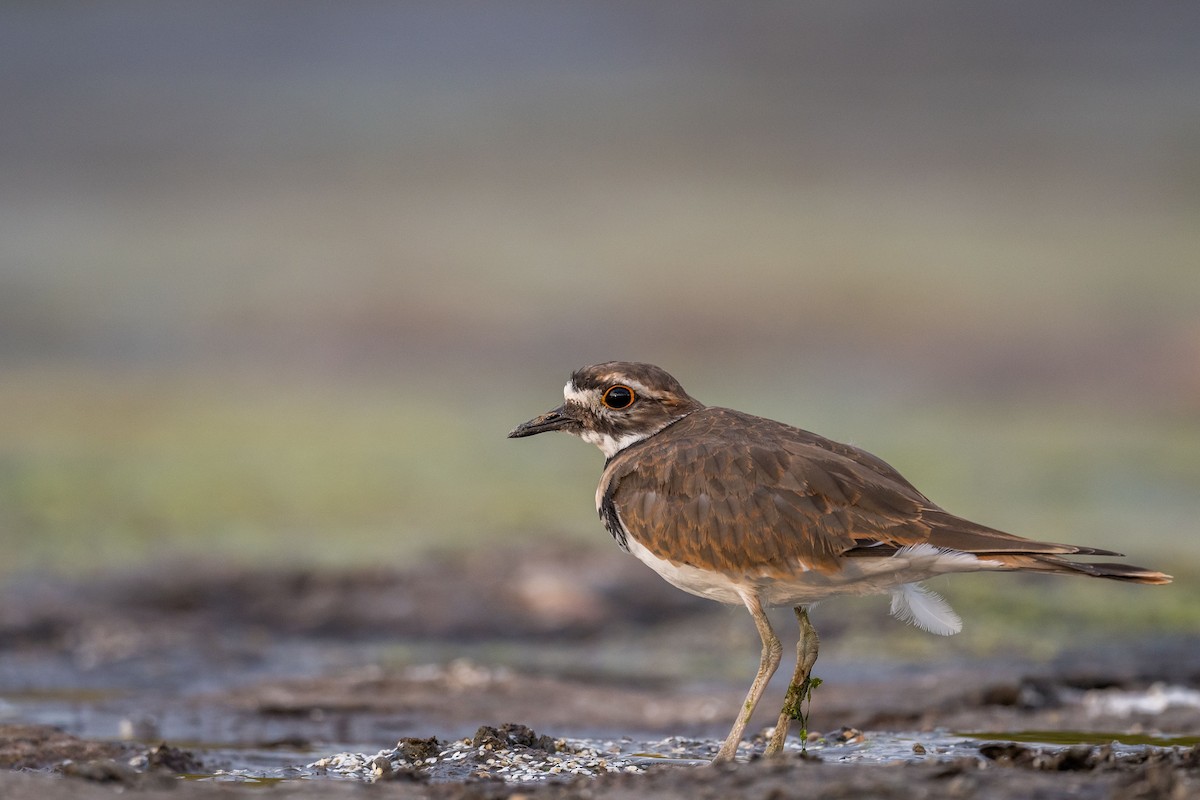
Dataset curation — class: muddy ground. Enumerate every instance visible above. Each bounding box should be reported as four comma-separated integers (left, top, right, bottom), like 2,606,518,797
1,544,1198,798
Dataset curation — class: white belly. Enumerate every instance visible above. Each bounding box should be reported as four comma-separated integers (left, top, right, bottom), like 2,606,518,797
625,537,999,608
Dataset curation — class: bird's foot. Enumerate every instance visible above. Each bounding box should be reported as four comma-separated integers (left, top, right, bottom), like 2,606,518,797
764,674,822,756
711,740,741,764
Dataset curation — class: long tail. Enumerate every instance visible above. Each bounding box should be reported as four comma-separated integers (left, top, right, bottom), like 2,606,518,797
989,554,1172,585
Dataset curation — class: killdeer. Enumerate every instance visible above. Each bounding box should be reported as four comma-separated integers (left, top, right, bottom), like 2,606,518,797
508,362,1172,761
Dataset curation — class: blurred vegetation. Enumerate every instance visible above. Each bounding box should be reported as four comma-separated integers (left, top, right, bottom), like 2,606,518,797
1,365,1195,644
1,4,1197,641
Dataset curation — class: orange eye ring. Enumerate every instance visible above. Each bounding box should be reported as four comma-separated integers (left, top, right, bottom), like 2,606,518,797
601,385,635,409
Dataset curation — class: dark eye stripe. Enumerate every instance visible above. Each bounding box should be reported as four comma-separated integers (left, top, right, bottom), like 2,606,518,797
602,385,635,409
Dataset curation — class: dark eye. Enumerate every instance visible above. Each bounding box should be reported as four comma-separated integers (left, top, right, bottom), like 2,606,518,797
602,385,635,409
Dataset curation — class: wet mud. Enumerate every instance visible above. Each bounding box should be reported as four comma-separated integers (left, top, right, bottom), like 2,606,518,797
2,545,1198,798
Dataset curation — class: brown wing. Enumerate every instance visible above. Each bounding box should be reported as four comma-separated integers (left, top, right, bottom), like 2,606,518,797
604,407,1116,578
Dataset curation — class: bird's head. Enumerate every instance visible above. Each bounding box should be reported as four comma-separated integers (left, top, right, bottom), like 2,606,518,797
508,361,704,459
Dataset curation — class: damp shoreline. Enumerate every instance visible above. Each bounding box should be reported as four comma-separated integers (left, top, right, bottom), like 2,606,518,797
2,549,1197,797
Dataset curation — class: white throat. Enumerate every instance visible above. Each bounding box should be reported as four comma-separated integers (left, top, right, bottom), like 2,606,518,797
562,379,665,459
580,429,652,460
561,381,686,460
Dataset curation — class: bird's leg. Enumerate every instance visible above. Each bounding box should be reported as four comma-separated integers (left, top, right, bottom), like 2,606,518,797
713,594,782,763
765,605,821,756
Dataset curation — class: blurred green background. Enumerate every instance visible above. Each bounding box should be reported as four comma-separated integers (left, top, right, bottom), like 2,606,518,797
1,3,1197,636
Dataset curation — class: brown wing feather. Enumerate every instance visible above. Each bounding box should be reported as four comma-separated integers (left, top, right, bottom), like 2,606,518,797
604,408,927,576
604,407,1127,578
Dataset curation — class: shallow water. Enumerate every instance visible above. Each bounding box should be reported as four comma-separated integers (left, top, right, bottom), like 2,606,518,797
4,574,1198,788
6,658,1200,784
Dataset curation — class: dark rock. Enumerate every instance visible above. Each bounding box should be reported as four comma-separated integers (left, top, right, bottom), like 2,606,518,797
980,742,1112,772
143,742,203,773
397,736,442,762
471,723,557,753
979,742,1037,766
1051,745,1097,771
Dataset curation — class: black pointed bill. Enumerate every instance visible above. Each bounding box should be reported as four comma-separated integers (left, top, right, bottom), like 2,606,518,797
508,407,573,438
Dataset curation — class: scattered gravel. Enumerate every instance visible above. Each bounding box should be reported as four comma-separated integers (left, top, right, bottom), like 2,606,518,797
306,722,1200,786
310,725,653,783
306,723,944,784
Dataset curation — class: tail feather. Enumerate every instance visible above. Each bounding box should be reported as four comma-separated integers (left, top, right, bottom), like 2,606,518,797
1061,560,1173,584
990,554,1172,585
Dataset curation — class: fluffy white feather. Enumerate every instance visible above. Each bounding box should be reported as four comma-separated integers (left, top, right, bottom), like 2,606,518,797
894,543,989,572
890,583,962,636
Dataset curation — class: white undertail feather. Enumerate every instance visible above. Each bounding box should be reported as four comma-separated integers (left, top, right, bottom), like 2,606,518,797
890,583,962,636
895,543,993,571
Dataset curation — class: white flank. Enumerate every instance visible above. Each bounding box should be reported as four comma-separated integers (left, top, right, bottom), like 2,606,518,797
624,536,747,605
890,583,962,636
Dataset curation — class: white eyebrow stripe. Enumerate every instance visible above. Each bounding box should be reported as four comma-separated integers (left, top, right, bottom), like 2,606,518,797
620,378,651,398
563,381,593,406
564,378,652,405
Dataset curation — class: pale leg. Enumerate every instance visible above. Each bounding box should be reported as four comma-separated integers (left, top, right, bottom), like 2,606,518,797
765,606,820,756
713,593,782,762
